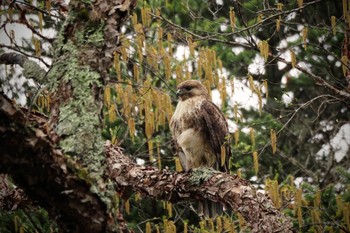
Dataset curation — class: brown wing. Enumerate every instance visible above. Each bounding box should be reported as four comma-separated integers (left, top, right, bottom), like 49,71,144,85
201,100,231,172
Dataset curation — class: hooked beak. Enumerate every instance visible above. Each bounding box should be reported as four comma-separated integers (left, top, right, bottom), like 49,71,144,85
176,89,183,98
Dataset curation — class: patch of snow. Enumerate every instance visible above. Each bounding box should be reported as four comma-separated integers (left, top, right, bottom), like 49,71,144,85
282,91,294,105
248,54,265,75
216,0,223,5
316,123,350,163
294,177,303,188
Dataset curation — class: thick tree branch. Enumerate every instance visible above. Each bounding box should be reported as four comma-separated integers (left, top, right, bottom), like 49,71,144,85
0,94,111,233
0,51,47,84
106,145,294,233
0,93,294,232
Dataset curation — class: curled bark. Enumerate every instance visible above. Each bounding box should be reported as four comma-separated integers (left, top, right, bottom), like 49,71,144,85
105,142,294,233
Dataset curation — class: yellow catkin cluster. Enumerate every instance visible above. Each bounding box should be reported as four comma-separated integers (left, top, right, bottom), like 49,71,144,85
45,0,51,11
247,75,255,92
294,188,303,228
223,216,236,232
174,157,183,172
163,220,176,233
247,75,265,115
270,129,277,154
311,209,321,231
234,130,239,146
156,141,162,169
141,7,151,27
197,48,220,87
336,195,343,216
229,8,235,31
290,50,296,68
219,78,227,109
277,2,283,10
164,55,171,80
314,190,321,208
175,65,184,84
167,33,173,57
187,36,196,57
276,3,283,32
157,26,163,50
114,52,121,81
104,85,118,124
34,39,41,56
236,169,242,178
36,93,50,112
341,55,349,77
344,202,350,231
237,213,245,230
302,27,308,50
166,202,172,217
297,0,303,8
128,118,135,140
133,64,139,83
220,145,226,167
265,179,281,208
119,39,130,63
250,128,255,149
234,104,238,122
230,78,235,96
146,222,152,233
331,16,337,35
202,80,212,98
263,80,268,98
253,151,259,175
104,86,111,107
258,40,269,61
343,0,348,19
257,14,263,23
280,185,292,204
38,12,43,32
276,18,281,32
256,85,263,115
148,139,154,161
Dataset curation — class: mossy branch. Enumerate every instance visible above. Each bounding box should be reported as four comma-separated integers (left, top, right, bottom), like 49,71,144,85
0,93,294,233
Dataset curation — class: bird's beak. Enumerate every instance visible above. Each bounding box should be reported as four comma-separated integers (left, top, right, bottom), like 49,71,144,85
176,89,183,98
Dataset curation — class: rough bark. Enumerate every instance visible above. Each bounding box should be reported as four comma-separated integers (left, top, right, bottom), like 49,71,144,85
0,94,110,232
106,142,294,233
0,93,294,233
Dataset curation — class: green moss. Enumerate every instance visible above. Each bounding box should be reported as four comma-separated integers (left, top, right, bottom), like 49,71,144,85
45,5,119,212
22,60,46,83
189,167,218,185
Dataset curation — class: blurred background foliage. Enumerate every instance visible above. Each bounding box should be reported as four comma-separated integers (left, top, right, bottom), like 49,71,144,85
0,0,349,232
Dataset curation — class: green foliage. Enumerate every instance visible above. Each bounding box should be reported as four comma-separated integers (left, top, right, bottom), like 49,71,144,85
0,208,57,233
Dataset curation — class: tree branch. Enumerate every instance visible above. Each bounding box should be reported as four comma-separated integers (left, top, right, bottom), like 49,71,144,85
0,93,294,232
0,94,111,233
0,51,47,84
105,144,293,233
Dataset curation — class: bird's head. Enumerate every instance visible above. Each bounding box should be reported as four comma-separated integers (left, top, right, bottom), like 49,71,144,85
176,80,209,101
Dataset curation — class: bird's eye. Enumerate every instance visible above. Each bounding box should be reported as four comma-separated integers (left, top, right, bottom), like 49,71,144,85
184,86,192,91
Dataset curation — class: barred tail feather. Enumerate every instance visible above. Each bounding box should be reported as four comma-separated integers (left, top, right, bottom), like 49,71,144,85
198,200,223,219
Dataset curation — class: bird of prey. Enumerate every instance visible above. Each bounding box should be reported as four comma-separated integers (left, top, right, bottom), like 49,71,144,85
170,80,231,218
